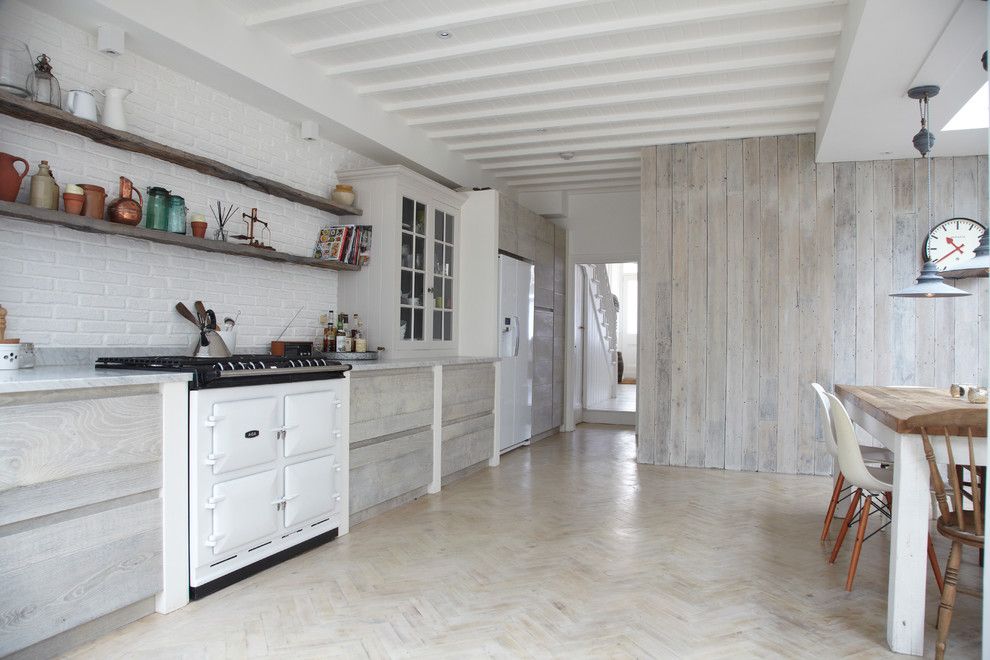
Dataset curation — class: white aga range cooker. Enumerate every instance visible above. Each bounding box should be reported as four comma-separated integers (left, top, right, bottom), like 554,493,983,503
97,355,350,600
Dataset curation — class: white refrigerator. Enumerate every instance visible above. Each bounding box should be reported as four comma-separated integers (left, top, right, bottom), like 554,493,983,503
497,254,534,453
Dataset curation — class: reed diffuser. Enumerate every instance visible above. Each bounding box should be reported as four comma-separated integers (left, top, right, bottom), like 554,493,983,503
210,201,239,242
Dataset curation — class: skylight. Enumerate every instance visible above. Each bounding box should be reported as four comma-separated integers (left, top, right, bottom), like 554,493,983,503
943,82,989,131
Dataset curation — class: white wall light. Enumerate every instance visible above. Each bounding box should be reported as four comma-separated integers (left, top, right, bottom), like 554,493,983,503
301,120,319,141
97,26,125,56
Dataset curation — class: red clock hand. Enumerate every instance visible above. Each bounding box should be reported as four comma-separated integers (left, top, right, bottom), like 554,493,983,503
937,236,965,263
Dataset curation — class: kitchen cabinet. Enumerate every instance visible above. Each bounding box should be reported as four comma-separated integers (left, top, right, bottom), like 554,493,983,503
0,384,164,657
441,363,496,485
337,166,466,358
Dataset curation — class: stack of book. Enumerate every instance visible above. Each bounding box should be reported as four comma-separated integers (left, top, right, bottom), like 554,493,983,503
315,224,373,266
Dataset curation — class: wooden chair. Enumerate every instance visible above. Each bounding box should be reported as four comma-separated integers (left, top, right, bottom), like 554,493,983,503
812,383,894,543
921,427,984,660
824,392,943,592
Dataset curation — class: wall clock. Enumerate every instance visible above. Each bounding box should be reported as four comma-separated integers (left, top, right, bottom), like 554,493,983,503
924,217,986,270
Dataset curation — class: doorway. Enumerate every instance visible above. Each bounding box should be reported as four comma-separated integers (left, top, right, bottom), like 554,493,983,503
573,261,637,424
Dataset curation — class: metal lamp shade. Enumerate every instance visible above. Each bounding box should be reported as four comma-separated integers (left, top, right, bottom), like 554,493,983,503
890,260,971,298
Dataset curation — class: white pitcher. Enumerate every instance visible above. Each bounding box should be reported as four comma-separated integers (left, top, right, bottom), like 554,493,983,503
65,89,98,121
100,87,131,131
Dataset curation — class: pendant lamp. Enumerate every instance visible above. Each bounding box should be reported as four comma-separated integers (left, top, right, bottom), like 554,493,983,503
891,85,971,298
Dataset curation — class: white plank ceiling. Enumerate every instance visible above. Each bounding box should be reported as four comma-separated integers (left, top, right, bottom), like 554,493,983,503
224,0,848,192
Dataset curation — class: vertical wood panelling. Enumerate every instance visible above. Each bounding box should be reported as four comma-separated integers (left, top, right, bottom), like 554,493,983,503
723,140,745,471
796,134,818,475
669,143,689,467
776,135,800,475
686,143,709,468
705,141,727,470
758,136,779,472
637,147,659,465
813,161,835,476
740,138,762,472
640,133,987,476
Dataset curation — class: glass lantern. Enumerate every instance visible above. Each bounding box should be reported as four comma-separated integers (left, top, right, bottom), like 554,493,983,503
0,36,32,97
26,53,60,108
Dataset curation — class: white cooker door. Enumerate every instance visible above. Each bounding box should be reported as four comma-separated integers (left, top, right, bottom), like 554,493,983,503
209,469,278,555
283,390,338,457
283,455,339,527
210,396,279,474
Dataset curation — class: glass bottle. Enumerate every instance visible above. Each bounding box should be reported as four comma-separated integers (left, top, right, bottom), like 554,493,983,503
26,54,60,108
145,187,169,230
0,37,32,97
166,195,186,234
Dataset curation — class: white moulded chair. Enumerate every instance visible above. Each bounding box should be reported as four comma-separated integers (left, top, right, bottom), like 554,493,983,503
823,391,943,592
812,383,894,543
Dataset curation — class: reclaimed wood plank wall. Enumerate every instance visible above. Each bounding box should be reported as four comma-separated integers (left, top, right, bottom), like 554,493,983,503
639,134,988,475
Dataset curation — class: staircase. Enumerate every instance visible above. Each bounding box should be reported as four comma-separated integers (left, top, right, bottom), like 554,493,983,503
584,264,618,404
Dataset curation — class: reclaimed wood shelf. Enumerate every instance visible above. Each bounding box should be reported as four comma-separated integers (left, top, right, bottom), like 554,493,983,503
0,92,362,217
0,200,359,271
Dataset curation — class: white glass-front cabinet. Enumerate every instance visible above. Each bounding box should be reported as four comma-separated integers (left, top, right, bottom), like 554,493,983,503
337,166,466,358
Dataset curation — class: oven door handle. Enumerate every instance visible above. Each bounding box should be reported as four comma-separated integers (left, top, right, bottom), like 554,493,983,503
205,495,226,510
204,452,225,466
205,533,225,547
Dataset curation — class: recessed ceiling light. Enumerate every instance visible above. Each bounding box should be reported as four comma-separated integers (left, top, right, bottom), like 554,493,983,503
436,30,452,39
536,128,547,133
559,151,575,160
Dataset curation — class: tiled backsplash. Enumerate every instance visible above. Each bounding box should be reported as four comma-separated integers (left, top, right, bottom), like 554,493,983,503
0,1,377,354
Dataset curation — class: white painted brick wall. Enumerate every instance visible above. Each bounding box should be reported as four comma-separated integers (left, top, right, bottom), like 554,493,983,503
0,1,378,352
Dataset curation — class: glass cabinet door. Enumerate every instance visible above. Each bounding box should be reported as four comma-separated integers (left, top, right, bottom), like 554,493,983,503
399,196,427,341
432,209,455,342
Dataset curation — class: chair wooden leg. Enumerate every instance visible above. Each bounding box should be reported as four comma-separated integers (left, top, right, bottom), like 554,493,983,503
821,472,846,543
928,535,944,593
830,488,862,564
845,494,872,591
935,541,964,660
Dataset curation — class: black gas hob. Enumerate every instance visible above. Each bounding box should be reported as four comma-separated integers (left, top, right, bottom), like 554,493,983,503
95,354,351,389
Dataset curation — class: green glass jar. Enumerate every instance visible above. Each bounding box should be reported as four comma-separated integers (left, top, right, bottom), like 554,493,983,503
145,186,170,230
166,195,186,234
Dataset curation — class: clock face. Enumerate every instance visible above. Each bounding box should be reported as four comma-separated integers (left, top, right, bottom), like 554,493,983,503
924,217,986,270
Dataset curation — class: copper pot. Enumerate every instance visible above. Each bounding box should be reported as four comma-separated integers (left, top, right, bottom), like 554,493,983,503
79,184,107,220
106,177,143,225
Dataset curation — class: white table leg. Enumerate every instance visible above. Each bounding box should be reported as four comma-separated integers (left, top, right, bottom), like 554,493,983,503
887,432,929,656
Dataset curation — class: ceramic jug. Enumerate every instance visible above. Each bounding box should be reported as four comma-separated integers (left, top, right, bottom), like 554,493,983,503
80,184,107,220
28,161,58,210
0,152,29,202
65,89,98,121
100,87,131,131
107,176,143,225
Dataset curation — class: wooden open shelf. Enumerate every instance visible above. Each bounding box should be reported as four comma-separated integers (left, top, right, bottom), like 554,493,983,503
0,92,362,217
0,200,359,271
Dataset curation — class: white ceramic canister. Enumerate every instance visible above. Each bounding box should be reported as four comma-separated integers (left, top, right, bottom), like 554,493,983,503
0,342,23,370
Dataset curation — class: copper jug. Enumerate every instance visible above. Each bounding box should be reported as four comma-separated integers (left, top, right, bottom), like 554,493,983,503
0,152,29,202
79,184,107,220
107,176,143,225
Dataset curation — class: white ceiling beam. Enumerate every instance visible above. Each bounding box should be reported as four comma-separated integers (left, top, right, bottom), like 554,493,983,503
355,22,840,94
383,49,836,111
501,171,643,186
405,70,829,126
490,161,642,178
461,123,817,160
430,94,824,140
452,110,820,153
510,180,643,192
478,152,643,170
292,0,601,55
324,0,844,75
245,0,383,27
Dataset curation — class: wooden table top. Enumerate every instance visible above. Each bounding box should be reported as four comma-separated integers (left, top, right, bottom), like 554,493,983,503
835,385,987,437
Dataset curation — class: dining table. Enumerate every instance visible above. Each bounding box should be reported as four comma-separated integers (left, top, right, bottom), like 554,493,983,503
835,385,987,656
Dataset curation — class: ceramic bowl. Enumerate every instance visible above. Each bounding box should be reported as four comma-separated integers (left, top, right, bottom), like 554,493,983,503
331,190,356,206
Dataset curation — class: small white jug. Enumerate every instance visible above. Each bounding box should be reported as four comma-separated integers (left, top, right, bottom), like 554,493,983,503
65,89,98,121
100,87,131,131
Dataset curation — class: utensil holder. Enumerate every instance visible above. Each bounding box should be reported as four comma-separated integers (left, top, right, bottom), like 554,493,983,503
188,330,234,358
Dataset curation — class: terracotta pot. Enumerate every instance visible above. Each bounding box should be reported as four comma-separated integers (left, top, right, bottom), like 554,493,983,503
190,220,208,238
0,152,29,202
107,176,143,225
79,184,107,220
63,192,84,215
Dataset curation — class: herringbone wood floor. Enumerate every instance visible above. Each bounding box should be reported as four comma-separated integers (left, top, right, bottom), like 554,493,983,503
65,425,981,658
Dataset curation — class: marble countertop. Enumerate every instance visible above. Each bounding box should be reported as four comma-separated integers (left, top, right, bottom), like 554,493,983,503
346,356,498,372
0,366,192,394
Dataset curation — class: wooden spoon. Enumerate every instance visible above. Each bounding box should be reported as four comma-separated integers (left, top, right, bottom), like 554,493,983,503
175,302,200,327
